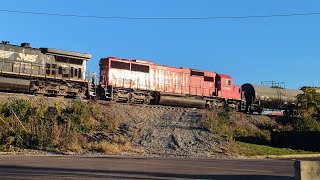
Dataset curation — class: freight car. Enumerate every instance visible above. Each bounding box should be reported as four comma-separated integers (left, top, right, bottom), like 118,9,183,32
97,57,242,110
0,42,95,98
241,82,303,115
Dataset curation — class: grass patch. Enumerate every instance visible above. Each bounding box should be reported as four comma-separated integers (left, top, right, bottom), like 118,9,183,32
203,110,234,142
231,141,315,156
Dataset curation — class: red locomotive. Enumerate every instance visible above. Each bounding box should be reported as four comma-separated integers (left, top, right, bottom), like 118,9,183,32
98,57,242,110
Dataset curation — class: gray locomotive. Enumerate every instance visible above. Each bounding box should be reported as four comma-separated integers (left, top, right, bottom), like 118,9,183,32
0,42,94,98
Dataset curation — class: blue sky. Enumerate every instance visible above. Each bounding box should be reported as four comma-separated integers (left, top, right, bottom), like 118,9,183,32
1,0,320,89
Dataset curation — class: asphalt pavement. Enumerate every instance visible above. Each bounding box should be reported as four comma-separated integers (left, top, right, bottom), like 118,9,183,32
0,155,296,180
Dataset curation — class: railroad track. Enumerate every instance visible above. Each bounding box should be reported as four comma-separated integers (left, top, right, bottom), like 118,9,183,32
0,92,35,97
0,91,203,112
0,91,212,112
96,100,200,112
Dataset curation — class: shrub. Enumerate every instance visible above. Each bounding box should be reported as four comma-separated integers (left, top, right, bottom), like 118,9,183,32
95,141,120,154
203,110,234,142
291,117,320,131
277,116,320,131
0,98,126,153
59,101,95,133
1,99,33,121
67,101,93,125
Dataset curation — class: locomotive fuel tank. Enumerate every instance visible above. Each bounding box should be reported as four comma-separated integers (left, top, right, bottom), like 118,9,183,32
241,83,303,110
159,95,206,109
0,77,30,92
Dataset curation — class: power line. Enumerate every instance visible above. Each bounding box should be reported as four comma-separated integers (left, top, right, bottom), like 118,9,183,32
0,9,320,20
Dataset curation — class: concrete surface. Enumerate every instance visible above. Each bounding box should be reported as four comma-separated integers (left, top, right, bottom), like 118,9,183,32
294,161,320,180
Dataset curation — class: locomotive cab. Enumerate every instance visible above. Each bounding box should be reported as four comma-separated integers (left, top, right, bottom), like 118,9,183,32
216,74,241,100
214,74,241,110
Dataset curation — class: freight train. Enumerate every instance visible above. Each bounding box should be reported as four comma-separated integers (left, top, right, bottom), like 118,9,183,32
0,42,304,116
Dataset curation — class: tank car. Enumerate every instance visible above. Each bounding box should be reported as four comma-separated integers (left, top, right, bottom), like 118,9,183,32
241,83,303,115
98,57,241,109
0,42,94,98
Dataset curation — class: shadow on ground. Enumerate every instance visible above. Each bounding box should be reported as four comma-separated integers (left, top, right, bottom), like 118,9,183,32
0,165,293,180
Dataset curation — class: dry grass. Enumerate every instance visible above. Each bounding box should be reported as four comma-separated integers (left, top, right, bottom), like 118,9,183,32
96,141,120,154
89,139,144,154
65,141,82,153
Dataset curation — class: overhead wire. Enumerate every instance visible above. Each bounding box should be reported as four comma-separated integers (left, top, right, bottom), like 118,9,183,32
0,9,320,20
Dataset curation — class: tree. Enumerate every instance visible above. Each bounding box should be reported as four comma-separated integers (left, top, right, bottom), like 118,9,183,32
297,87,320,120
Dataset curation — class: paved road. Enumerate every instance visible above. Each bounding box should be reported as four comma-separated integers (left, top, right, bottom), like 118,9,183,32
0,155,296,180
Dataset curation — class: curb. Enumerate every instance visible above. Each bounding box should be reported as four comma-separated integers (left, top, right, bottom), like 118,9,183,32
253,154,320,159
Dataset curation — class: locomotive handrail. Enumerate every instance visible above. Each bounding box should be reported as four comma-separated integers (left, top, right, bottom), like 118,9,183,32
112,77,215,97
0,58,88,82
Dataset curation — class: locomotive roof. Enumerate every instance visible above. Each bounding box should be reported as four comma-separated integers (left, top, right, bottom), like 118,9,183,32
0,42,91,60
0,43,39,50
40,48,92,60
104,57,219,73
243,83,304,95
218,74,232,79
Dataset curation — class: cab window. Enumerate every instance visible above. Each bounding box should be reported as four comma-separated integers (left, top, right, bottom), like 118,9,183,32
225,79,231,86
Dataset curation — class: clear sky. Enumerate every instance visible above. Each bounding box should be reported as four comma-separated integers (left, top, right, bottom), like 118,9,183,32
1,1,319,89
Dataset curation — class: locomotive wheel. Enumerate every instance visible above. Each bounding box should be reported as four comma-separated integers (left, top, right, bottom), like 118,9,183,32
129,95,136,104
246,106,253,114
283,110,289,117
144,96,150,105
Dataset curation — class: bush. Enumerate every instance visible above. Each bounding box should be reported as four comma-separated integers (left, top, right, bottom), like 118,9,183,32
1,99,33,121
203,110,234,142
0,98,128,153
94,141,120,154
291,117,320,131
0,99,82,151
66,101,93,125
277,116,320,131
